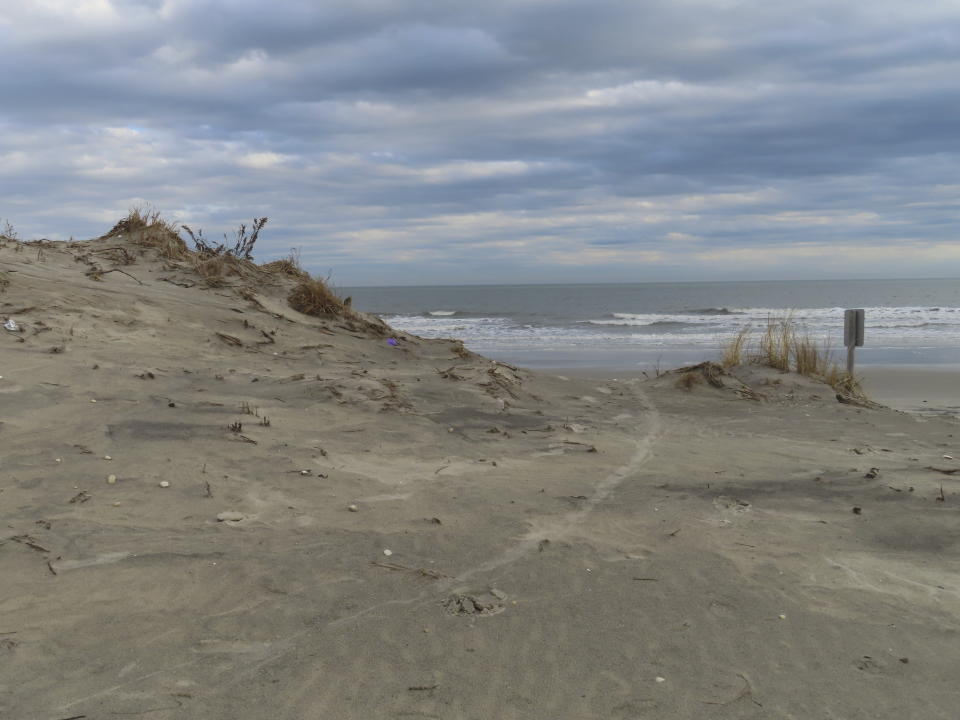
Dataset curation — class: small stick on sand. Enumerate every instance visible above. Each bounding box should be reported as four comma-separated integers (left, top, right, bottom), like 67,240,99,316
701,672,761,707
215,332,243,347
371,561,449,580
87,268,143,285
10,535,50,553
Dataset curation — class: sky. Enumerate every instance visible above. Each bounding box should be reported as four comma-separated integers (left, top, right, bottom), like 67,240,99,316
1,0,959,286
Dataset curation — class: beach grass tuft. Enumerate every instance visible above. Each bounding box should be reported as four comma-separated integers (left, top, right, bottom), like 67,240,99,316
288,274,345,316
722,314,867,398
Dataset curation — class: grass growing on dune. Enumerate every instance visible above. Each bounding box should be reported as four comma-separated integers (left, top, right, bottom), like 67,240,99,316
101,207,347,319
721,314,866,398
288,274,345,316
721,325,752,368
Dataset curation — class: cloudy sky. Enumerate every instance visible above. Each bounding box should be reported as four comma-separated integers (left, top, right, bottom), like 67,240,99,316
1,0,959,285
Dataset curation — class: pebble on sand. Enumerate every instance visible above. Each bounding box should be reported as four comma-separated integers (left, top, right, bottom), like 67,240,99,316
216,511,246,522
107,474,117,484
383,548,393,556
348,504,359,512
159,480,170,488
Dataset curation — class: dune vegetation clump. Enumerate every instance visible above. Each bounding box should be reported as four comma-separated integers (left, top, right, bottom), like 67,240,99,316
106,205,191,261
287,274,345,317
721,314,866,398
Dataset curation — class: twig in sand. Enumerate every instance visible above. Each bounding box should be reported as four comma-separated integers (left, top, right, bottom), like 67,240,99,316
10,535,50,552
937,484,946,502
215,332,243,347
47,558,57,576
667,528,681,537
632,577,659,581
435,365,466,380
408,685,439,692
370,561,449,580
700,672,761,707
204,480,213,498
86,268,143,285
927,466,959,475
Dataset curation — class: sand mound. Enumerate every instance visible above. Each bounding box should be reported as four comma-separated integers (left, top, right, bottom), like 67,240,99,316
2,229,959,719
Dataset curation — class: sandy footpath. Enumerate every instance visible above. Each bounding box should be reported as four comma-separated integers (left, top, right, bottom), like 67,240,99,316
2,233,960,719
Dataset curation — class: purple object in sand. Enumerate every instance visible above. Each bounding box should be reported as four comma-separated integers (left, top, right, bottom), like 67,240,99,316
387,338,398,346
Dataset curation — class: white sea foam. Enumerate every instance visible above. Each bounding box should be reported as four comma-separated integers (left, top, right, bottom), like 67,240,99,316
383,306,960,351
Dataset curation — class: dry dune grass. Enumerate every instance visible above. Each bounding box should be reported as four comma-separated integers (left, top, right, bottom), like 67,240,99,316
722,314,866,398
261,258,307,278
99,207,348,320
288,275,345,316
106,205,191,261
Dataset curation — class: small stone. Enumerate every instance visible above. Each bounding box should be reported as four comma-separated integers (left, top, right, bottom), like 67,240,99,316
655,677,666,683
106,474,117,484
447,427,454,433
944,455,954,460
159,480,170,488
347,504,359,512
112,501,121,507
55,458,62,463
300,470,309,476
383,548,393,556
104,455,112,460
90,399,97,403
778,614,787,619
216,511,245,522
852,506,862,514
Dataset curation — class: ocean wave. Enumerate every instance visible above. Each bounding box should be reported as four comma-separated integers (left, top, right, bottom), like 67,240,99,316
381,305,960,349
677,307,742,315
583,319,703,328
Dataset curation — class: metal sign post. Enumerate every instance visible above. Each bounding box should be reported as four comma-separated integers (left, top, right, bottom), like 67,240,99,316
844,309,865,373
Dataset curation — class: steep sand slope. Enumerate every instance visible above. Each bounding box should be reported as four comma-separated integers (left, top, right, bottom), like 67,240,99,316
2,235,959,719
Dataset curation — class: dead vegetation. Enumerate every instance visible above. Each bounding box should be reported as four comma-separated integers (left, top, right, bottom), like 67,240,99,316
99,207,355,324
1,219,18,244
288,274,345,317
671,361,764,401
719,314,867,400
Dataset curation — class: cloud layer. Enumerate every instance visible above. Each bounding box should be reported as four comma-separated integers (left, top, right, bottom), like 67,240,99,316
2,0,959,284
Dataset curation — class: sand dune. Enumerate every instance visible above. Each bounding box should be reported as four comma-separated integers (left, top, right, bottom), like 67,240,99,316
2,231,959,719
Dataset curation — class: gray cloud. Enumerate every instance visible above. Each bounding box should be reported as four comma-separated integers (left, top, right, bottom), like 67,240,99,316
1,0,959,284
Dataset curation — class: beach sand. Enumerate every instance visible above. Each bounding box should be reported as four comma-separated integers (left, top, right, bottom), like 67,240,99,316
2,234,960,719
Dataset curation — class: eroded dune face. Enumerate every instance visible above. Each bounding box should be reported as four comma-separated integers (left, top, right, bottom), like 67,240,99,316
2,232,959,719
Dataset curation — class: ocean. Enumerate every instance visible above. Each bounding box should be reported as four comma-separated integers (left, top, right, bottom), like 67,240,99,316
345,279,960,371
